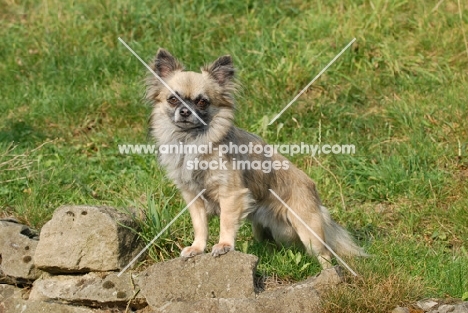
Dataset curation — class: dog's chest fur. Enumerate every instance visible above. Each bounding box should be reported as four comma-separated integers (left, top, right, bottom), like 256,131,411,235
157,141,227,200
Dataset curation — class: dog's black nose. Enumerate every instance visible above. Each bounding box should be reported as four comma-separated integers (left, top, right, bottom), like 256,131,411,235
180,107,192,117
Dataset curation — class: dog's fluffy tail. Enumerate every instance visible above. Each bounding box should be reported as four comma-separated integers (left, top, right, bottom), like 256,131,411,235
320,206,368,257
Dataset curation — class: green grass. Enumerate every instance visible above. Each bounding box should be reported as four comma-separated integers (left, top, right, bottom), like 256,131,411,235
1,0,467,311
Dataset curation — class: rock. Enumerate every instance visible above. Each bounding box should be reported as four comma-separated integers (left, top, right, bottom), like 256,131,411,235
34,205,142,273
139,257,340,312
0,285,14,299
152,294,323,313
136,306,157,313
0,220,42,284
257,266,343,312
255,266,342,312
1,297,112,313
257,286,320,312
154,298,257,313
293,265,344,293
138,251,258,310
392,307,410,313
437,304,455,313
148,288,321,313
417,299,439,311
29,272,146,309
452,302,468,313
1,283,136,312
0,284,21,302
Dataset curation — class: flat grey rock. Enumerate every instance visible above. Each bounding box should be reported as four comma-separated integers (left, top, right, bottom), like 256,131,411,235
34,205,142,273
138,251,258,310
29,271,146,309
452,302,468,313
255,266,342,313
0,221,42,284
1,297,112,313
154,298,257,313
0,284,23,302
138,252,342,312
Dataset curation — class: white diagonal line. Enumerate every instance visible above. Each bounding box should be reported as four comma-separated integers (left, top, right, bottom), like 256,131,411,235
268,189,358,276
118,189,206,276
268,38,356,125
118,37,207,126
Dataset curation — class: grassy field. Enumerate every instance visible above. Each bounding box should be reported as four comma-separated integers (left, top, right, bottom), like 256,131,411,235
1,0,467,311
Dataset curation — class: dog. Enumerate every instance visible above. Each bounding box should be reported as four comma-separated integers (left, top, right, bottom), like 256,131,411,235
146,48,366,268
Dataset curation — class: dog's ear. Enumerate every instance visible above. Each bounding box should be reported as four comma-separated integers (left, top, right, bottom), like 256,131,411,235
204,55,235,86
146,49,184,102
152,48,184,78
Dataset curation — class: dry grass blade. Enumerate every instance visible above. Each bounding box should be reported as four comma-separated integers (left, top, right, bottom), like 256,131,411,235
0,140,53,183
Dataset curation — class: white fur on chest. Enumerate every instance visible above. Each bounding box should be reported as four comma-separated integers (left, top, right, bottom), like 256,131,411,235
158,151,197,185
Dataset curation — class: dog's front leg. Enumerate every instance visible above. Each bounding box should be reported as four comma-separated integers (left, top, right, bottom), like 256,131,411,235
212,188,249,257
180,190,208,258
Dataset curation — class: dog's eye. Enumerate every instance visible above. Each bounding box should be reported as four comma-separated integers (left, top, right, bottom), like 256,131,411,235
167,96,179,106
197,98,209,109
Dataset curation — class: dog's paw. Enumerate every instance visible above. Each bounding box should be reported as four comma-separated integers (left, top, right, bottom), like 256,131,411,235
211,243,233,257
180,246,204,258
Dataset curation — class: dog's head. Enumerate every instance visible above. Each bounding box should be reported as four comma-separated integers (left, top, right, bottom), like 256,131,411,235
147,49,237,142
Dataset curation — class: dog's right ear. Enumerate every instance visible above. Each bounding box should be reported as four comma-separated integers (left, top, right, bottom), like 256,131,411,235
147,49,184,102
152,48,184,78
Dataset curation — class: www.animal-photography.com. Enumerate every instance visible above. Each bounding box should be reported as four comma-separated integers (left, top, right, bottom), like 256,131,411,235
1,1,467,312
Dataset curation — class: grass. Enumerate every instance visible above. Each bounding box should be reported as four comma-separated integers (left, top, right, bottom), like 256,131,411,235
1,0,467,311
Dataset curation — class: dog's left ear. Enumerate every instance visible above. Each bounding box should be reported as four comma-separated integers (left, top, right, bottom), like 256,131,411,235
204,55,235,86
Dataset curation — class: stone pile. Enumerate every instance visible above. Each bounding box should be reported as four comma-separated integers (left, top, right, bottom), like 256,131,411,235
1,205,145,312
0,205,345,312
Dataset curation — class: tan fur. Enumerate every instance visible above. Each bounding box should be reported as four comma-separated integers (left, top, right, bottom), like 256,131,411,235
146,49,366,267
